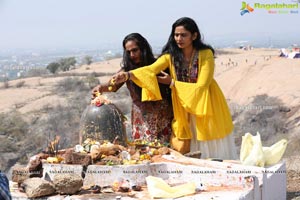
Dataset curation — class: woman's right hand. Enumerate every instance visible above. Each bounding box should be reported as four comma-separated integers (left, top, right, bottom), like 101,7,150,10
91,85,105,99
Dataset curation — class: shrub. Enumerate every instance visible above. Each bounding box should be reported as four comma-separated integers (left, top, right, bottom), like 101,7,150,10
56,77,89,94
59,57,77,71
0,111,28,152
83,56,93,65
26,68,49,77
16,80,25,88
2,78,9,89
85,72,100,89
47,62,60,74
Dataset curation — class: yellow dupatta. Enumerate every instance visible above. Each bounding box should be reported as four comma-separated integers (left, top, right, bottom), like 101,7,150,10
131,49,233,141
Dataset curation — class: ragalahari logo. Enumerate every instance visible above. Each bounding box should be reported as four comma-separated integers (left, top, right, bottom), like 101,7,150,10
241,2,254,15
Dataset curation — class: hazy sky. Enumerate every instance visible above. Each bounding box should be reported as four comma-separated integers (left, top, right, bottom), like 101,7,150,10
0,0,299,49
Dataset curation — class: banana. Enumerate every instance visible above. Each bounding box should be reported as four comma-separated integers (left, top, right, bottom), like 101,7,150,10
240,132,288,167
240,132,254,162
263,139,287,166
242,132,265,167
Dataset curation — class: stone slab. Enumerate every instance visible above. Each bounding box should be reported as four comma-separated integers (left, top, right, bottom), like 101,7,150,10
39,159,286,200
42,163,83,182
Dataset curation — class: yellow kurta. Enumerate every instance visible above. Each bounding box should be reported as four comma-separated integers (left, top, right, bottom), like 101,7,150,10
131,49,234,141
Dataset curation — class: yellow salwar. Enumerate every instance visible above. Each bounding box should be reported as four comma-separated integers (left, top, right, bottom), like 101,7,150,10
131,49,236,159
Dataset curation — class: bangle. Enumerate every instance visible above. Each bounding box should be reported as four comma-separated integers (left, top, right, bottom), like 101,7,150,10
169,79,175,88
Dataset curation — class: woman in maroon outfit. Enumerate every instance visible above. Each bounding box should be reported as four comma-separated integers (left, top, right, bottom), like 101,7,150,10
92,33,173,144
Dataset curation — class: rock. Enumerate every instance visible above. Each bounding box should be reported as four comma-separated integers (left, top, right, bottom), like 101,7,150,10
79,104,127,145
23,177,56,198
184,151,201,159
53,173,83,195
279,106,291,112
90,145,125,162
42,163,83,182
12,166,30,184
27,155,43,172
64,149,91,167
101,155,122,165
12,165,42,184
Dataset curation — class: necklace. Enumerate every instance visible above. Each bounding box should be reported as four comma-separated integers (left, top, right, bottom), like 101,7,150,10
186,49,196,81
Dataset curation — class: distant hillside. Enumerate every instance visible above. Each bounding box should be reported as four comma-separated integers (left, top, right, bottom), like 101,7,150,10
214,48,300,156
0,58,132,173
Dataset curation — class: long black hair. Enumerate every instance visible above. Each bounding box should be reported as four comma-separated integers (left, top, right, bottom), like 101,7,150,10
161,17,214,66
121,33,156,71
120,33,155,101
121,33,172,103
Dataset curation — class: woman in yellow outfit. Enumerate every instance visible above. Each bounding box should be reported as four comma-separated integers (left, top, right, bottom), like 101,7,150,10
113,17,237,160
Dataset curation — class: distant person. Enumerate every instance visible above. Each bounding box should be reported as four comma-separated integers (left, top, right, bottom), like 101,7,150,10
112,17,237,159
0,172,12,200
92,33,173,144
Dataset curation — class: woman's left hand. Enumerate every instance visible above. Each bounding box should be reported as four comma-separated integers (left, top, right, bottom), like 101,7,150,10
157,71,171,85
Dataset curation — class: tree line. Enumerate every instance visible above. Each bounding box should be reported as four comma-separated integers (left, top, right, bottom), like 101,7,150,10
46,56,92,74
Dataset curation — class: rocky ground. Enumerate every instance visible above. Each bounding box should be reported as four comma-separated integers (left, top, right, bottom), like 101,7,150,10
286,156,300,199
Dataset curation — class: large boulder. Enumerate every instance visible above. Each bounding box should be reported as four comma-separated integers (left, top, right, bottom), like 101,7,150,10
12,166,42,184
79,104,127,145
23,177,56,198
53,173,83,195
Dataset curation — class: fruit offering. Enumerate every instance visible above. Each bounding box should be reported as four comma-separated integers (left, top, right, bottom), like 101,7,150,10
131,139,165,148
